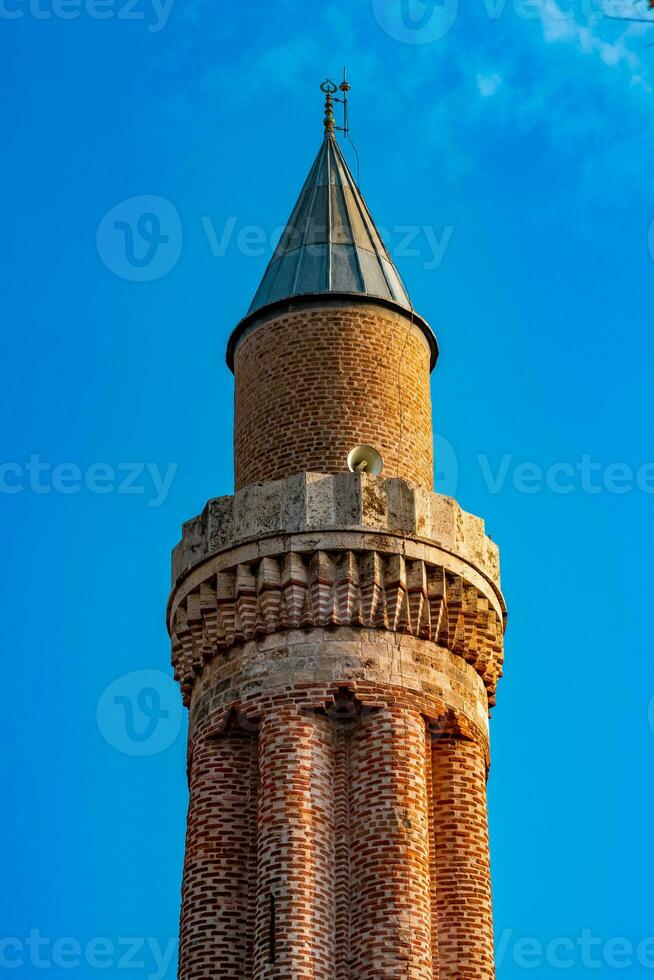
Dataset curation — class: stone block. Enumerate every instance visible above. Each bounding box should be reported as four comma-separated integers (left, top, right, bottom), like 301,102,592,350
171,473,502,591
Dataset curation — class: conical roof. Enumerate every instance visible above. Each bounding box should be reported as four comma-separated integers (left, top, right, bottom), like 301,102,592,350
226,132,438,371
247,135,413,316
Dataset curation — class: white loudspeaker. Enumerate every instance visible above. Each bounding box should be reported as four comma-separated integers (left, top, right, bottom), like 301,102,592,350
347,445,384,476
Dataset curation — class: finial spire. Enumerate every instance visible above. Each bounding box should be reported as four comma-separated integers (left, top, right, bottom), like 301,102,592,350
321,79,337,137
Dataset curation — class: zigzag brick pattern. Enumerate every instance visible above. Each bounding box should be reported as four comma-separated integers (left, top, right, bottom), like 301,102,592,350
171,549,504,708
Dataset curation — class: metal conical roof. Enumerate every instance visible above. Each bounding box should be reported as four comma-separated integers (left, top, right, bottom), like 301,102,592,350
247,135,413,316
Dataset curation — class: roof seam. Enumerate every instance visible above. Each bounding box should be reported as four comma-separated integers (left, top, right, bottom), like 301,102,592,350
326,136,333,291
335,142,366,294
334,138,397,303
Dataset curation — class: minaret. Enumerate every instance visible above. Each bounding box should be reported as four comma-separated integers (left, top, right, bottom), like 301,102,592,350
168,81,506,980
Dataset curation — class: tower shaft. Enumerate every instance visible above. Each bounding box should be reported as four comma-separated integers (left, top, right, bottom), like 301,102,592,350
233,304,434,490
169,473,504,979
168,124,506,979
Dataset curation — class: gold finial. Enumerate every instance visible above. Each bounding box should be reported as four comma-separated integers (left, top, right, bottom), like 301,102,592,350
321,79,337,137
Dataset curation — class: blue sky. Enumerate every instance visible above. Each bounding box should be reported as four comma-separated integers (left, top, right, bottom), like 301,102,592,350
2,0,653,976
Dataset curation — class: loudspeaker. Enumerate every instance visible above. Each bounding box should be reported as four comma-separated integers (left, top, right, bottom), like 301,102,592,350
347,445,384,476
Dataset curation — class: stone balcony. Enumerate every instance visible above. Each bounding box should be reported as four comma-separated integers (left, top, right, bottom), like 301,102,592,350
172,472,501,591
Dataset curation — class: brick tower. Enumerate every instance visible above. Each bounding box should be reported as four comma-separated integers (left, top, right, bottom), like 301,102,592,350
168,83,507,980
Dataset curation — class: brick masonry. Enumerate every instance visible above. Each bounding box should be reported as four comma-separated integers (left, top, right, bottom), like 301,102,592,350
232,304,434,491
171,300,506,978
347,706,433,978
180,725,258,978
432,737,495,979
176,676,496,980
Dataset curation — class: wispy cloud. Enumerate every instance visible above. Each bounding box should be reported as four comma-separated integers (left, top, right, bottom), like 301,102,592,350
477,72,504,96
536,0,652,86
158,0,654,202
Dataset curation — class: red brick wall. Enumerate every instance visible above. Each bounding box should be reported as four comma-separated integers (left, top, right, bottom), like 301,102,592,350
254,707,336,979
432,736,495,979
333,730,351,980
233,304,434,491
348,707,434,979
179,728,258,979
178,686,494,979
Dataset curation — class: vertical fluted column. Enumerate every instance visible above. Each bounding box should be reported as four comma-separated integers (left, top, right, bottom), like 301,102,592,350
432,736,494,979
349,707,434,980
254,706,336,980
425,727,440,975
334,729,352,980
179,730,258,980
